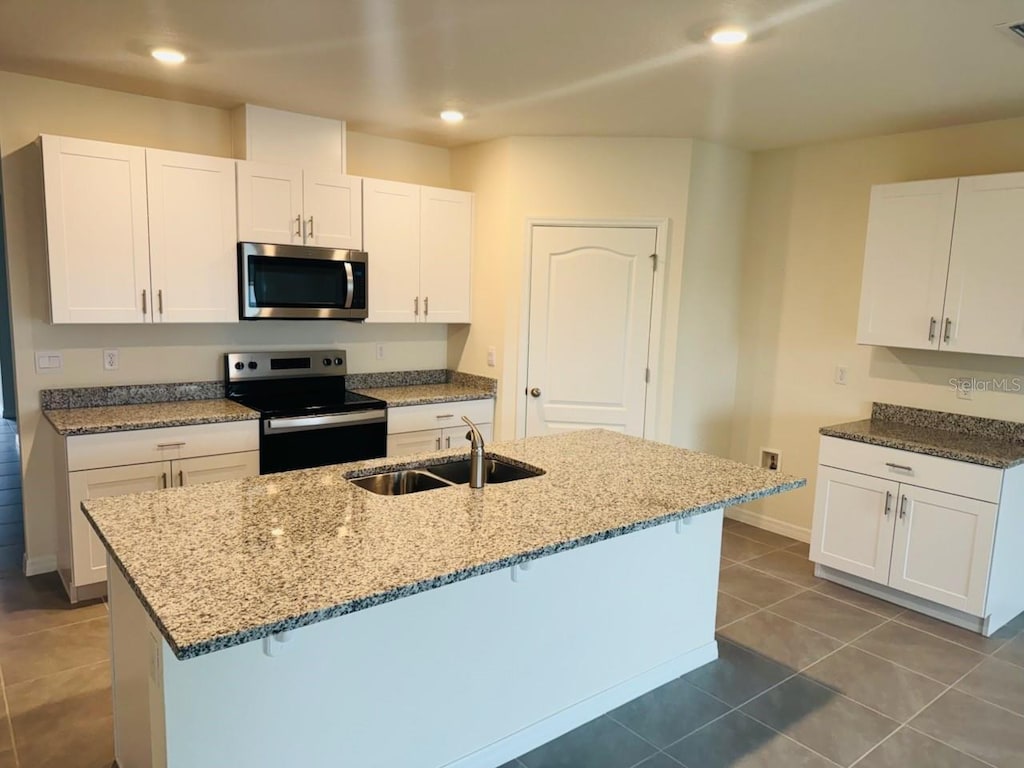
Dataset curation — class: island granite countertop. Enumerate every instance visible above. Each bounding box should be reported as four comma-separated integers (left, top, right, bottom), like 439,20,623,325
44,398,260,436
820,403,1024,469
83,429,804,660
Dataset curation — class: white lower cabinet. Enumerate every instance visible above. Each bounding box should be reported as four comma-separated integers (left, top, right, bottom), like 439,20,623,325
57,421,259,601
386,399,495,458
811,436,1018,634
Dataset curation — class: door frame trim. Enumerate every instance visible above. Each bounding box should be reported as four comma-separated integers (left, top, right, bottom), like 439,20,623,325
516,218,671,440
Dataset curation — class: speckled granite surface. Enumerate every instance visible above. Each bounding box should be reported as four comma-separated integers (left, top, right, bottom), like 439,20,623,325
44,399,259,436
348,369,496,405
820,402,1024,468
82,429,803,660
40,381,223,409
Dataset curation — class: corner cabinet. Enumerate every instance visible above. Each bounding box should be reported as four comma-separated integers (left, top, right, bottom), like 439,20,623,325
811,436,1022,635
236,161,363,250
363,179,472,324
386,399,494,457
41,135,239,324
54,420,259,602
856,171,1024,357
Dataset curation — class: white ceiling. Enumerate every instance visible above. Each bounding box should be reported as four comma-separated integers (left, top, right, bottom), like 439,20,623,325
1,0,1024,150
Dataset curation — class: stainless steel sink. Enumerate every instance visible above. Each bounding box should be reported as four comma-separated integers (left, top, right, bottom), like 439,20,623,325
349,470,452,496
422,458,545,485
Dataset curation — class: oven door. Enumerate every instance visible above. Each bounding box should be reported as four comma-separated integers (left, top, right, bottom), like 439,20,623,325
239,242,368,320
259,410,386,474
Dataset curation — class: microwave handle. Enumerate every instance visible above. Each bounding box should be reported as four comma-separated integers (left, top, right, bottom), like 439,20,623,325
344,262,354,309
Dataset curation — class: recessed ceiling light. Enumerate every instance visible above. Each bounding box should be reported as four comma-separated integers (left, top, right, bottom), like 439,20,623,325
708,26,748,46
151,48,187,65
440,109,465,124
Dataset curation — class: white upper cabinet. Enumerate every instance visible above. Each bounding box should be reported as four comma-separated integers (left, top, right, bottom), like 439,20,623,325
856,179,957,350
364,179,473,324
42,135,150,323
147,149,238,323
857,170,1024,357
943,172,1024,357
420,186,472,323
236,161,362,249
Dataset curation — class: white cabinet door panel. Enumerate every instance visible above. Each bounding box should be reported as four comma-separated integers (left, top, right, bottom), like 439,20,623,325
856,179,957,350
889,486,996,615
303,172,362,249
41,135,150,323
68,461,170,587
386,429,443,457
147,150,238,323
420,186,472,323
236,161,303,245
811,466,898,585
174,451,259,487
944,172,1024,357
364,179,420,323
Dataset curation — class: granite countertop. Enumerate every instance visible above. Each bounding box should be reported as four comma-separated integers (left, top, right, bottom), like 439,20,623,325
83,430,804,660
820,403,1024,469
44,399,260,436
352,381,496,407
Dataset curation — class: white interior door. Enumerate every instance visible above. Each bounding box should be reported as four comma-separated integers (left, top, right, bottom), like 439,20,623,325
525,226,657,437
943,172,1024,356
303,172,363,250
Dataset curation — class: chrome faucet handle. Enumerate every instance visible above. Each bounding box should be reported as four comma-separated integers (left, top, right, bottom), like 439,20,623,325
462,416,485,450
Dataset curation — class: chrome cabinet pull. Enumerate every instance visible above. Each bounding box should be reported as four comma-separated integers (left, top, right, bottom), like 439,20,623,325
424,296,429,317
899,494,908,520
414,297,419,316
156,442,186,449
884,490,892,517
161,472,168,489
294,215,302,238
142,289,147,315
178,470,184,487
158,289,163,315
944,318,952,344
307,216,314,239
885,462,913,472
928,317,936,342
446,435,451,448
435,436,441,450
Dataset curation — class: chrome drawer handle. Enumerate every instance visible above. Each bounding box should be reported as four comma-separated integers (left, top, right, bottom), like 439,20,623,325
885,462,913,472
899,494,908,520
156,442,186,449
436,414,455,419
928,317,936,342
884,491,892,517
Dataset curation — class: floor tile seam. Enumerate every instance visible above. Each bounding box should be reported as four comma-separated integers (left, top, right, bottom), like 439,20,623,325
717,581,816,609
900,724,1002,768
605,711,689,754
847,724,999,768
948,679,1024,721
0,656,110,691
0,612,110,645
721,529,800,551
715,707,846,768
848,643,980,687
891,615,1015,656
762,605,885,645
989,647,1024,670
811,583,909,620
0,663,20,768
732,561,823,591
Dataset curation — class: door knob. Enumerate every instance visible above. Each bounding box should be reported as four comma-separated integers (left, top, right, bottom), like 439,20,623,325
530,388,542,398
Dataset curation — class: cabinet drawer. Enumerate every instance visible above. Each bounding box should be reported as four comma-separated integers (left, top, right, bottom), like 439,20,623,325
67,421,259,471
818,436,1003,503
387,399,494,434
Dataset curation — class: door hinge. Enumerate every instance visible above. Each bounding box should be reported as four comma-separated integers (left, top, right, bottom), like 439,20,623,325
645,367,651,383
650,253,657,272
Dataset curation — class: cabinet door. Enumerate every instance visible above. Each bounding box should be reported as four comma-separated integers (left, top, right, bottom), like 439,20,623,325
173,451,260,487
68,461,170,588
363,178,420,323
303,172,363,249
236,161,303,245
856,179,957,350
441,423,493,451
889,486,996,615
810,466,898,584
147,150,239,323
419,186,472,323
386,429,443,457
943,172,1024,356
41,135,150,323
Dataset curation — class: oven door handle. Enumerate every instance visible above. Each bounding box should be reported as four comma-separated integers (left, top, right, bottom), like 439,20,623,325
344,262,355,309
263,410,386,434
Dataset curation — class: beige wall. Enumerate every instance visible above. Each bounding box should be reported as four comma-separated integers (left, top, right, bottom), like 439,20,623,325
732,115,1024,536
0,71,452,569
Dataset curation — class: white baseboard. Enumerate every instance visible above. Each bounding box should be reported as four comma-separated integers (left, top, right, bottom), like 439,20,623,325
443,641,719,768
23,553,57,576
726,506,810,543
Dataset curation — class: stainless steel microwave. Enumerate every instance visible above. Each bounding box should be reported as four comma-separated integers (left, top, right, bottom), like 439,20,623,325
238,242,368,320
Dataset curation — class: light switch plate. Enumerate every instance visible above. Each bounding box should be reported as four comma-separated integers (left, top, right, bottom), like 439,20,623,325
35,350,63,373
487,347,497,367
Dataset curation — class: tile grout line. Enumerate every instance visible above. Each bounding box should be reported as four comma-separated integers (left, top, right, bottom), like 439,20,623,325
0,662,21,768
890,614,1017,656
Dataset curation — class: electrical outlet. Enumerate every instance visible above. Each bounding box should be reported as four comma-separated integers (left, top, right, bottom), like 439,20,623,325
103,349,119,371
375,344,385,360
957,382,974,400
487,346,497,367
760,448,781,471
34,351,63,373
834,366,848,385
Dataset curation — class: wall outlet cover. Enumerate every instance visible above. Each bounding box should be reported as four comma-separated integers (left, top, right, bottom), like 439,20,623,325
103,349,119,371
834,365,848,385
375,344,385,360
760,448,781,471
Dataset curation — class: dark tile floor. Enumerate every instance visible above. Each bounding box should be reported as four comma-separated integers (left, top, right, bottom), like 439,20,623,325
1,518,1023,767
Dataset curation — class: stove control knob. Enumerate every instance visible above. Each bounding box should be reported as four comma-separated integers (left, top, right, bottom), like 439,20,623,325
322,358,332,366
248,361,258,370
234,362,244,371
334,357,343,366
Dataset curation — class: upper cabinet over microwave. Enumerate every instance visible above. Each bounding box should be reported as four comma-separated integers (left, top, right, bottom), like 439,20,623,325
856,172,1024,357
236,161,363,251
41,135,239,324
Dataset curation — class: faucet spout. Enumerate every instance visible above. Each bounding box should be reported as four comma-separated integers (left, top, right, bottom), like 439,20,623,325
462,416,486,488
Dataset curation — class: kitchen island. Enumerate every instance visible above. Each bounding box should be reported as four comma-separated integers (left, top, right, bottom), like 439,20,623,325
84,430,803,768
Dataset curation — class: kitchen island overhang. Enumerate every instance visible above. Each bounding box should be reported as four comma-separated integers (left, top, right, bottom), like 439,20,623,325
85,430,804,768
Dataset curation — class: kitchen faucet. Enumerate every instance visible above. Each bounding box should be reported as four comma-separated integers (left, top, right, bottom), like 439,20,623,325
462,416,486,488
